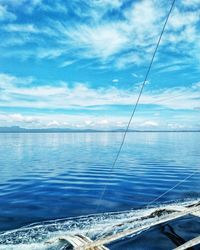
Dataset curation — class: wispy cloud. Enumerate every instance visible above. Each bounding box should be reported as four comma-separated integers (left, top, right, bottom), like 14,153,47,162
1,73,200,111
182,0,200,7
4,24,38,33
59,60,75,68
0,4,16,21
56,23,128,61
0,0,199,71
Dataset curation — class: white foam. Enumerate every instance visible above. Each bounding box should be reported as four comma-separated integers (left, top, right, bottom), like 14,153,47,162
0,198,199,250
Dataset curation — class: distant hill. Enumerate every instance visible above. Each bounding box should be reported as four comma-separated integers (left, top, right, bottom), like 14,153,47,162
0,126,27,132
0,126,101,133
0,126,199,133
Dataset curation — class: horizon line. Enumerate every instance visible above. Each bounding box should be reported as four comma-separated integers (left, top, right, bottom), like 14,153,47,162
0,126,199,133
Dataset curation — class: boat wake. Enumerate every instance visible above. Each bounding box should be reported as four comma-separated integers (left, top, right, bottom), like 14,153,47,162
0,199,199,250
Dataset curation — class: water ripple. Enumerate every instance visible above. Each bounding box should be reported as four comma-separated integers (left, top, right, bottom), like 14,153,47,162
0,132,199,232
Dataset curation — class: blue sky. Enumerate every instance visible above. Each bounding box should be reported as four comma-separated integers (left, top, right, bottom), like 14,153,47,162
0,0,200,130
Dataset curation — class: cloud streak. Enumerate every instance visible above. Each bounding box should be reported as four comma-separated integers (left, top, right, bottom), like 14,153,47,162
1,73,200,111
1,0,200,70
0,4,16,21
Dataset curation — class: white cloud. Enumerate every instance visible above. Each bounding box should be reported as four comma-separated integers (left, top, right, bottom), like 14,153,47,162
0,112,123,129
47,120,60,127
49,0,163,67
4,24,38,33
61,23,128,60
36,48,64,59
38,1,68,13
92,0,123,9
132,73,143,78
112,79,119,83
167,123,185,129
1,73,200,112
0,0,199,71
0,1,161,67
124,0,161,37
1,111,196,130
70,0,124,21
84,120,93,126
98,119,108,125
1,113,39,124
59,60,75,68
0,4,16,21
156,63,189,73
181,0,200,7
168,8,199,31
140,121,158,128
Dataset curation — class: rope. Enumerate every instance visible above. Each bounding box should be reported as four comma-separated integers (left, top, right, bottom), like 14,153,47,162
94,0,176,214
147,169,200,208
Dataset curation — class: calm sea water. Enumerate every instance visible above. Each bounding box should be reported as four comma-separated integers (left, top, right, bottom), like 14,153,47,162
0,132,199,234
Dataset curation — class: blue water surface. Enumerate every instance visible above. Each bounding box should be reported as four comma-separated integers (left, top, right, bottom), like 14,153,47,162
0,132,199,232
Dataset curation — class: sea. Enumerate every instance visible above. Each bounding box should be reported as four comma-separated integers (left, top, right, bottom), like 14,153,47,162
0,132,199,249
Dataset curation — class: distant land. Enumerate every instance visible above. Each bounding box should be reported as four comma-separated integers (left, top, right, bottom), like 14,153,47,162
0,126,199,133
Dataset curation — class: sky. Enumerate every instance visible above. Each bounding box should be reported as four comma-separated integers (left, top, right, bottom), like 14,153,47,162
0,0,200,130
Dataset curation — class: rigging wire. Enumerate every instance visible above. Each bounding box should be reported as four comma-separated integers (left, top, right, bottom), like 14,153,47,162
94,0,176,214
147,169,200,208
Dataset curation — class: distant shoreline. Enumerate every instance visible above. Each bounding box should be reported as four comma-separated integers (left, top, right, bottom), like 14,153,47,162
0,127,199,133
